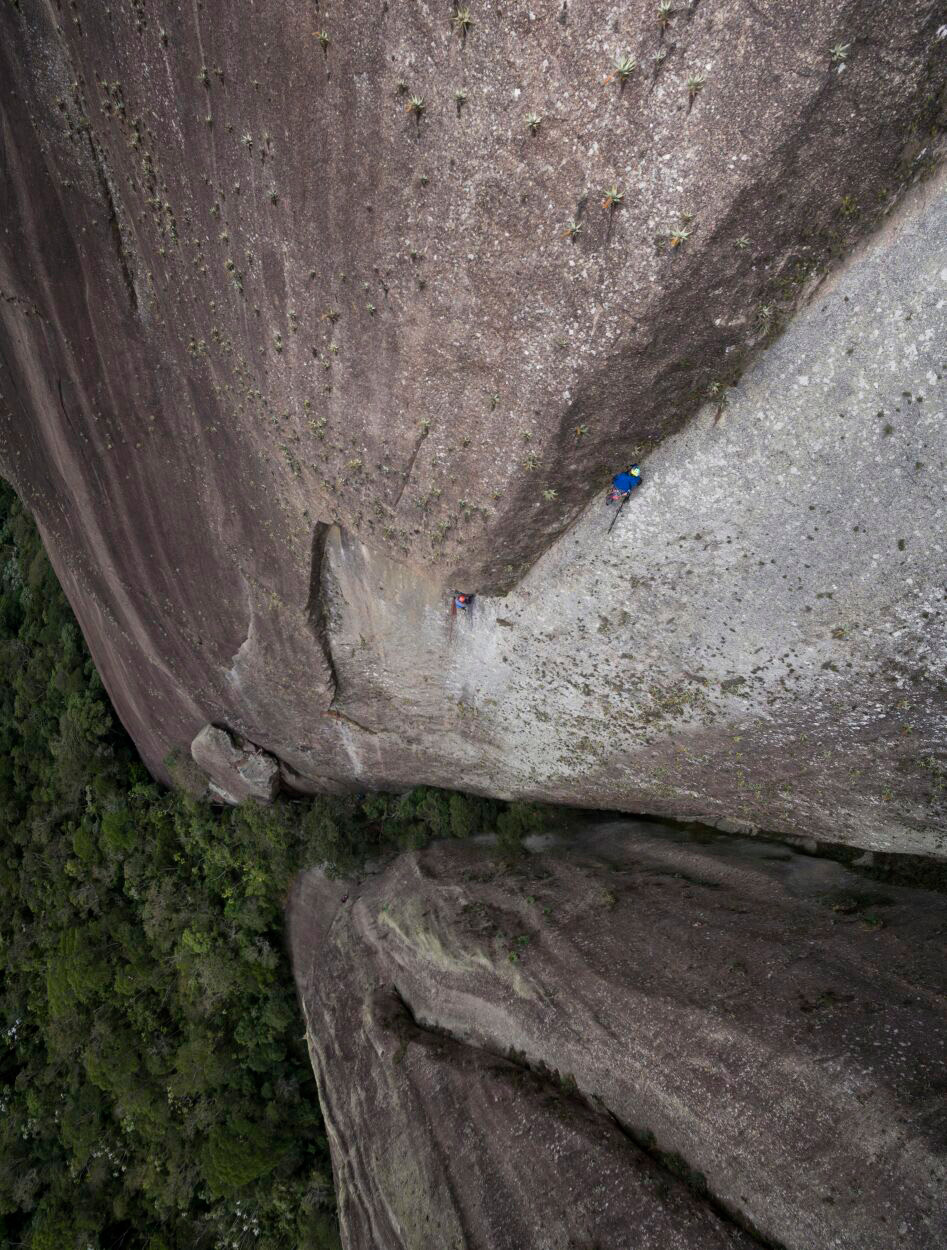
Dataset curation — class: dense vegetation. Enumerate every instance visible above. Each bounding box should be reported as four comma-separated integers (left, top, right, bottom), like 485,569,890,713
0,481,543,1249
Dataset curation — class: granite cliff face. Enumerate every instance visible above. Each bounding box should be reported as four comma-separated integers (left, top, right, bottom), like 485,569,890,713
1,2,945,850
289,823,947,1249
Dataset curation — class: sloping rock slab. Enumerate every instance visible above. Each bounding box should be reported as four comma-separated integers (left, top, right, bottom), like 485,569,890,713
191,723,280,803
1,0,945,799
289,823,947,1250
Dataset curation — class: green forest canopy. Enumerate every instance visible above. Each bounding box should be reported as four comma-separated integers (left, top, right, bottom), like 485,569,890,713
0,481,544,1249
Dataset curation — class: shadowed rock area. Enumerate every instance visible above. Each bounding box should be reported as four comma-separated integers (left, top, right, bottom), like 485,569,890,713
289,822,947,1250
0,3,945,847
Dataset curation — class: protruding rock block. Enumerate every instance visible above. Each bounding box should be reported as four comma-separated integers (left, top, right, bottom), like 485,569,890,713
191,724,280,804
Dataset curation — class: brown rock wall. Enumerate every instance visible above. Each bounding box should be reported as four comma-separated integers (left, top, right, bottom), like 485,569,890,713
0,2,943,830
289,824,947,1250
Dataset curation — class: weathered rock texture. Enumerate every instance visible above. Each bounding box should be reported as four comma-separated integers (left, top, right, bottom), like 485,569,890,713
289,823,947,1250
292,170,947,856
1,3,946,848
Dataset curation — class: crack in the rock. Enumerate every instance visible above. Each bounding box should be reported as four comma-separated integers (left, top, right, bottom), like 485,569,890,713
306,523,380,731
85,131,139,315
326,708,377,735
392,429,427,510
390,984,786,1250
304,524,382,733
56,376,76,433
600,1108,787,1250
305,522,339,705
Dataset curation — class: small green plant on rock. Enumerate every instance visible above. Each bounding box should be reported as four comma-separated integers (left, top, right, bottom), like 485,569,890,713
525,112,543,135
563,218,583,240
657,2,674,26
707,381,729,423
604,54,637,87
736,235,750,249
317,30,330,51
452,6,474,36
574,423,589,440
454,88,468,112
830,42,850,63
602,186,624,211
407,95,426,123
669,224,690,247
542,488,558,501
687,73,706,100
224,260,243,293
523,452,539,471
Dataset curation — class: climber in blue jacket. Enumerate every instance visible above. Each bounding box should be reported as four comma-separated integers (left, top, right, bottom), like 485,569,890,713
606,464,642,506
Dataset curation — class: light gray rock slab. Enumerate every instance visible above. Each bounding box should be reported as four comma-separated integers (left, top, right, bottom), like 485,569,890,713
191,723,280,803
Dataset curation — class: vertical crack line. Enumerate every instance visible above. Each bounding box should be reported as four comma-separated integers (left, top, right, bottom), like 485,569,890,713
305,522,339,704
85,131,139,315
393,429,427,510
56,376,72,428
